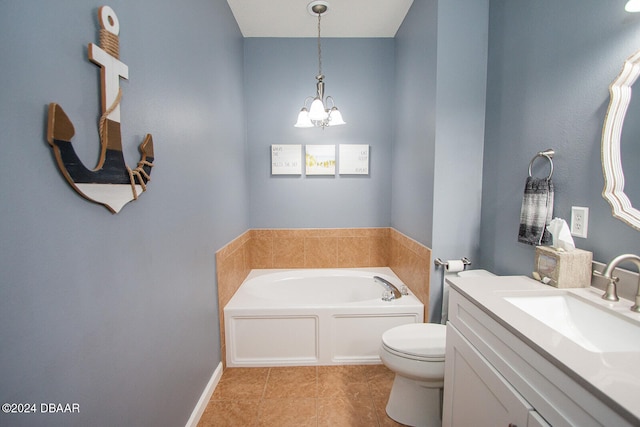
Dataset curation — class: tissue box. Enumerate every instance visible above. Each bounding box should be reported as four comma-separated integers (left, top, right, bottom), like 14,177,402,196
534,246,593,288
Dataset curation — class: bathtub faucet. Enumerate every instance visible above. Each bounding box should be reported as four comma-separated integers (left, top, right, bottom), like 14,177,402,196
374,276,402,301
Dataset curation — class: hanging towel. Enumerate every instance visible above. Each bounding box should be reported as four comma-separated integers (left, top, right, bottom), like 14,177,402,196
518,176,554,245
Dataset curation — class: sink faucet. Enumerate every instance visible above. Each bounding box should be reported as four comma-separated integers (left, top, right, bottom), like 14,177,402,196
374,276,402,300
599,253,640,313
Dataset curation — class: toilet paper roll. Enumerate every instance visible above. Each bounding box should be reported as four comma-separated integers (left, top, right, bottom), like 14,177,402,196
445,260,465,273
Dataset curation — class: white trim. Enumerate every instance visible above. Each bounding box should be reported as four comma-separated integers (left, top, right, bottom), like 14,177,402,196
185,362,223,427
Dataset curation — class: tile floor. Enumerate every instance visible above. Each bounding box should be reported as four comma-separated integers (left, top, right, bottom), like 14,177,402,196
197,364,406,426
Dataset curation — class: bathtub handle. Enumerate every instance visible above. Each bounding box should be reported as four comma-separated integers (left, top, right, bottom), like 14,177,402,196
374,276,402,300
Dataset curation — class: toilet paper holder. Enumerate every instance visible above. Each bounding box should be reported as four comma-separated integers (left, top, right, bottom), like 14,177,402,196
434,257,471,269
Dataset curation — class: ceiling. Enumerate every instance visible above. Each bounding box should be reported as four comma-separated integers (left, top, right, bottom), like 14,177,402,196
226,0,414,38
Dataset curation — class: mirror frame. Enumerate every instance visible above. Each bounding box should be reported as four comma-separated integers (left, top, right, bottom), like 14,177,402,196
602,48,640,231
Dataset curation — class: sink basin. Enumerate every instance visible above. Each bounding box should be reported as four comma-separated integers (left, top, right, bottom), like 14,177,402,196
504,293,640,352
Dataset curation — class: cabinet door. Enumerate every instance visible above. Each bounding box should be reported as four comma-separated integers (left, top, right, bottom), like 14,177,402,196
528,411,551,427
443,324,536,427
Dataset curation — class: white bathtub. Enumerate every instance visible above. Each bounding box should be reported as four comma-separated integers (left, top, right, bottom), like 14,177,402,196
224,267,424,367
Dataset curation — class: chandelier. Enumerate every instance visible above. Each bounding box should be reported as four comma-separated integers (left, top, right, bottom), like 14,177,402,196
294,1,346,128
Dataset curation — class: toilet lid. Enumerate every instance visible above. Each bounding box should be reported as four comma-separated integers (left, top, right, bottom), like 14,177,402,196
381,323,446,359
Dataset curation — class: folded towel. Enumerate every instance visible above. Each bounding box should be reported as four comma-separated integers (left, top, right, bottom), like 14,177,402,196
518,176,554,245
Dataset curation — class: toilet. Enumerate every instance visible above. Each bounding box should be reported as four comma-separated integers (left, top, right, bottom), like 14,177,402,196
380,269,495,427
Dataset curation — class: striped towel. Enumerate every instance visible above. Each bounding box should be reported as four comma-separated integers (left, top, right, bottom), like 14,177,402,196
518,176,554,245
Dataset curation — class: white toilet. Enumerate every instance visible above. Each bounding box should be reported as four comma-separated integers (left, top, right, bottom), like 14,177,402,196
380,269,495,427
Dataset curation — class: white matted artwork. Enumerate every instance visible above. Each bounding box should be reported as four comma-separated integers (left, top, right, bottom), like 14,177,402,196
305,145,336,175
339,144,369,175
271,144,302,175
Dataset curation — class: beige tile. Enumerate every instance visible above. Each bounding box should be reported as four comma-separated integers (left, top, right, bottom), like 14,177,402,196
216,230,251,261
263,366,317,399
250,237,273,269
298,228,342,237
304,237,338,268
363,364,394,382
317,396,379,427
220,367,271,384
273,237,305,268
318,365,370,383
272,229,306,238
318,381,371,400
268,366,317,381
317,365,372,399
251,229,274,238
198,400,260,427
337,237,370,267
257,398,317,427
212,368,269,400
203,364,413,426
370,236,389,266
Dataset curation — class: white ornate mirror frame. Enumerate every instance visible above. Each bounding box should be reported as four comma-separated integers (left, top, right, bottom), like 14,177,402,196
602,48,640,231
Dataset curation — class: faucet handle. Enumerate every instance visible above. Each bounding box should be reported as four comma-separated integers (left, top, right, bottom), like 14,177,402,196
381,290,394,302
592,269,619,283
593,270,620,302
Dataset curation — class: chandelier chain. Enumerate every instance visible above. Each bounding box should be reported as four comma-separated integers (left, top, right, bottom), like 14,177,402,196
317,13,322,76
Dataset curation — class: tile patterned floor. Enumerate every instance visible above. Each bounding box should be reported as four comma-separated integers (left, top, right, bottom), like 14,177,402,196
197,364,407,426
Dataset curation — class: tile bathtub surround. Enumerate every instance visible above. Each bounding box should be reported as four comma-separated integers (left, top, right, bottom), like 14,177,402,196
215,228,432,366
249,228,391,269
197,364,405,427
388,228,431,322
215,230,252,368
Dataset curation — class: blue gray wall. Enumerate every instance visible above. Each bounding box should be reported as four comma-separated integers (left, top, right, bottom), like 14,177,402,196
245,38,394,228
393,0,489,321
0,1,247,426
392,0,438,246
480,0,640,274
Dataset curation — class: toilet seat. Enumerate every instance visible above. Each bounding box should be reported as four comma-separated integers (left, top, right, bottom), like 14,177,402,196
381,323,446,360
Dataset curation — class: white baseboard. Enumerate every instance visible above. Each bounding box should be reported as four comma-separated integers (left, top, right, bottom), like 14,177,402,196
185,362,223,427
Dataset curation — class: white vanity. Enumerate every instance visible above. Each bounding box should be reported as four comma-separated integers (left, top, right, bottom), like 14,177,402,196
443,275,640,427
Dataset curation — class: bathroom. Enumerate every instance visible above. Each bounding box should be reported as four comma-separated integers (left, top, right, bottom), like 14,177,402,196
1,0,640,426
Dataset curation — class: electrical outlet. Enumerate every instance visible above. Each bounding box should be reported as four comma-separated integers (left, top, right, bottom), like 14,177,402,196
570,206,589,238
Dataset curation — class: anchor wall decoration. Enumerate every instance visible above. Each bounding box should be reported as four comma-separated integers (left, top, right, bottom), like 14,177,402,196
47,6,154,214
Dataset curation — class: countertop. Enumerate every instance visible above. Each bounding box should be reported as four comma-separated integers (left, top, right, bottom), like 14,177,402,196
446,275,640,424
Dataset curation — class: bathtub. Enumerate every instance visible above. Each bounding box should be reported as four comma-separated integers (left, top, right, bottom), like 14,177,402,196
224,267,424,367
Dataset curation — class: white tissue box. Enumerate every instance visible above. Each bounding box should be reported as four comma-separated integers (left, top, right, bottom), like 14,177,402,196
534,246,593,288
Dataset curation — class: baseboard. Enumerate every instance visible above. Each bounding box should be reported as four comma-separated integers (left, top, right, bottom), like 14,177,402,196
185,362,223,427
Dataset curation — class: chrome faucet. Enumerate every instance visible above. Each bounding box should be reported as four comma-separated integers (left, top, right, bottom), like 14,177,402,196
374,276,402,301
599,253,640,313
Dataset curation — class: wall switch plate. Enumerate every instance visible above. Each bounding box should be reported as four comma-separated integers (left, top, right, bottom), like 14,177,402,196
570,206,589,238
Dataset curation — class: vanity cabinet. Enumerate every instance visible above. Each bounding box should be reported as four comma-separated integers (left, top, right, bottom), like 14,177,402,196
443,286,634,427
444,324,549,427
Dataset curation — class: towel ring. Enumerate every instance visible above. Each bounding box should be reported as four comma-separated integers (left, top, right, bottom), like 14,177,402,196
528,149,554,180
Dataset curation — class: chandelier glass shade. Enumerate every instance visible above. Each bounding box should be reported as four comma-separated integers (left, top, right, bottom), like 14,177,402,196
626,0,640,12
294,1,345,128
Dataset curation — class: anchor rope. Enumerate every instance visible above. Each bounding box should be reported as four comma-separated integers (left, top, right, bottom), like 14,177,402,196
98,87,122,146
99,29,119,58
127,160,154,200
